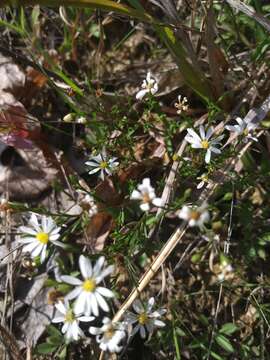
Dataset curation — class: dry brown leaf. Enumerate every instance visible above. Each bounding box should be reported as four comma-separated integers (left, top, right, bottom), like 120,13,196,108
19,287,54,348
0,53,25,95
0,91,40,149
85,212,114,251
95,178,121,206
0,146,58,200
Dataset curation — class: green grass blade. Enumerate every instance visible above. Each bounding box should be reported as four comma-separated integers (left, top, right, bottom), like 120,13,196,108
155,25,214,101
3,0,152,22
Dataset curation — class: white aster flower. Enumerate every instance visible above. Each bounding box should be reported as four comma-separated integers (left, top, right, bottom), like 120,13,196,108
185,125,224,164
217,263,234,281
130,178,163,212
89,317,126,353
136,71,158,100
217,256,234,281
85,148,119,180
225,116,258,142
178,203,210,228
61,255,114,316
77,190,98,218
196,173,210,189
19,213,62,263
52,301,94,342
125,297,166,339
174,95,189,114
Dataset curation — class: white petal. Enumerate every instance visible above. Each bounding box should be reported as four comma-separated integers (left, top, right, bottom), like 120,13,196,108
136,89,148,100
29,213,41,232
131,323,140,336
85,160,99,167
22,240,39,253
130,190,142,200
78,316,94,322
186,128,201,142
197,181,204,189
147,297,155,312
79,255,93,279
206,126,214,140
89,293,99,316
205,149,211,164
55,301,67,314
199,125,205,139
153,319,166,327
61,275,82,286
178,206,190,220
139,325,146,338
32,243,44,258
95,292,110,312
74,292,87,315
52,316,65,323
225,125,236,132
152,197,163,207
88,167,101,175
132,299,144,314
140,203,150,212
40,246,47,263
89,326,102,335
96,287,114,298
210,146,221,154
65,287,82,301
96,265,114,283
19,226,37,235
93,256,105,277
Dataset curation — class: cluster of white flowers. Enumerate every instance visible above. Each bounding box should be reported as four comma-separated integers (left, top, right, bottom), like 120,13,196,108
185,117,258,164
50,255,166,352
18,73,254,355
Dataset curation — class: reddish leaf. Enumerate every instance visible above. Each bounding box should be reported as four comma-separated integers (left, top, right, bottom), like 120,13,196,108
0,91,40,149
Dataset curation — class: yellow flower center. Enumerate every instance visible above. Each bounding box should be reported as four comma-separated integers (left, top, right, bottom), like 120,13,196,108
142,192,151,204
100,161,108,169
201,140,209,149
104,327,115,340
36,232,49,244
82,278,96,292
243,128,249,136
65,309,74,323
190,211,201,220
138,312,148,325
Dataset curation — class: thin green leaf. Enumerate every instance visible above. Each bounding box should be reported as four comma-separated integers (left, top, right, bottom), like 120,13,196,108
155,25,214,101
219,323,239,335
36,342,58,355
2,0,152,23
215,334,234,353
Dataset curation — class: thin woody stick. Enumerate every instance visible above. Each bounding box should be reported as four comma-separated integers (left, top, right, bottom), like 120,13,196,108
113,224,187,323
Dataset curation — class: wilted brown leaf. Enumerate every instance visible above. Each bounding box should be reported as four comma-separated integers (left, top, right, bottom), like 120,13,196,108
0,53,25,95
0,146,58,200
0,91,40,149
85,212,114,252
95,178,121,206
